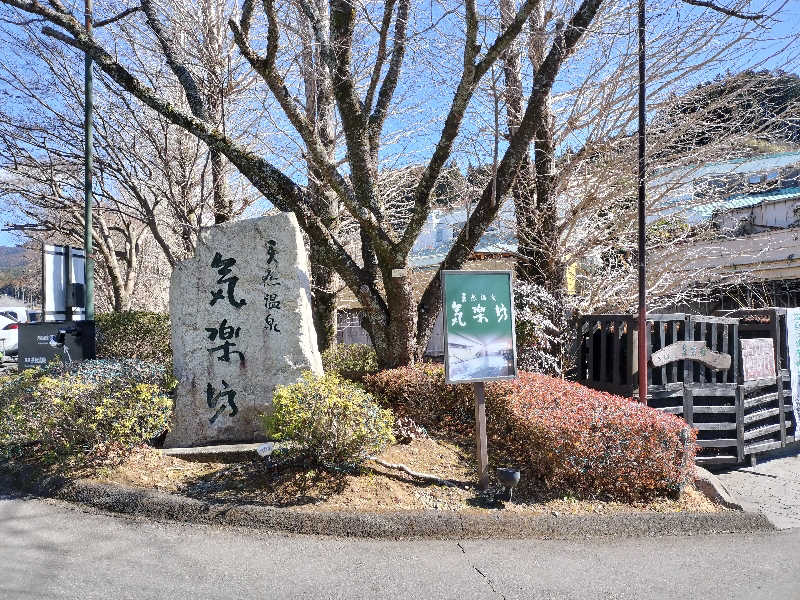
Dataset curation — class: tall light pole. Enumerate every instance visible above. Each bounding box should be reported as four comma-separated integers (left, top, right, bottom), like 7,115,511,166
84,0,94,321
637,0,648,404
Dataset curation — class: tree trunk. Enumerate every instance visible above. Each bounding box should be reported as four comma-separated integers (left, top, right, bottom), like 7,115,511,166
310,258,338,352
211,148,230,224
503,0,565,291
531,118,565,293
365,271,417,368
299,0,339,353
308,183,339,352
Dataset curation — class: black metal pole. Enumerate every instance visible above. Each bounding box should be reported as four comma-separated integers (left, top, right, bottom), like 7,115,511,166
637,0,648,404
84,0,94,321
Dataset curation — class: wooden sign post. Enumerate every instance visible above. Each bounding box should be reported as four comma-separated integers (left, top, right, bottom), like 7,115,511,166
442,270,518,492
473,382,489,490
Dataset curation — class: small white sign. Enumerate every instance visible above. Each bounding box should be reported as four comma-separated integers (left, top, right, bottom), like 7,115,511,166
391,268,407,278
786,308,800,430
256,442,275,457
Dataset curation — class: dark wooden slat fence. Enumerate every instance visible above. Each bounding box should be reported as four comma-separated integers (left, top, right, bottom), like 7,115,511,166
578,310,797,467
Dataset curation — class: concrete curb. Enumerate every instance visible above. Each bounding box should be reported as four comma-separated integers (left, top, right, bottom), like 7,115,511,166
693,467,744,510
0,463,775,540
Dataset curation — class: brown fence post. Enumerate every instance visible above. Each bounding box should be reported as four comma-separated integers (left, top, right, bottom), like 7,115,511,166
473,382,489,491
736,386,745,464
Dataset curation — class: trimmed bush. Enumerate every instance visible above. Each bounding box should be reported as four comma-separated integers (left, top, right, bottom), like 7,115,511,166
321,343,378,382
364,366,696,501
95,311,171,363
266,372,394,466
363,364,473,427
0,359,173,462
498,372,696,501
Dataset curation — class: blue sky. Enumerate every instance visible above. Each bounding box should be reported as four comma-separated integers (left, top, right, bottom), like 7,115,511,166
0,0,798,248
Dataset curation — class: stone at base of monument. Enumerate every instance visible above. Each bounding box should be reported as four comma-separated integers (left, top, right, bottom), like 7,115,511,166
166,213,322,448
161,442,267,462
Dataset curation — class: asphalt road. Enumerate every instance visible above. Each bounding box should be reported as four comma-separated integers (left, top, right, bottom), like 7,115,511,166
2,490,798,600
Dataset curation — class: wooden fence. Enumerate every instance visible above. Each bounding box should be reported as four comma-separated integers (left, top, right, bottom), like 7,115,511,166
717,308,796,461
578,311,796,467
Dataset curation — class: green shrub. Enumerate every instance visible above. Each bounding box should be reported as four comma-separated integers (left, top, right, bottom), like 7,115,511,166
95,311,171,363
266,372,394,466
321,343,378,382
0,359,173,462
364,366,696,501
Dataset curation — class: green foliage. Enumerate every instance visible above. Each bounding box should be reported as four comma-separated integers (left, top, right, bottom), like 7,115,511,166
321,343,378,382
266,372,394,466
0,359,173,462
647,217,691,244
96,311,171,363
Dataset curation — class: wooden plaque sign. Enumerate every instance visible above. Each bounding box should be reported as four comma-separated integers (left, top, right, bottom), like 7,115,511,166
651,341,731,370
740,338,776,381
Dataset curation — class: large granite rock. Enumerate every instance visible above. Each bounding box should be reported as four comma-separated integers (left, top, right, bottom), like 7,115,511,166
166,213,322,447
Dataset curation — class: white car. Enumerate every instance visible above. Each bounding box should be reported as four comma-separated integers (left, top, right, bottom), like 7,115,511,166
0,306,28,323
0,314,19,356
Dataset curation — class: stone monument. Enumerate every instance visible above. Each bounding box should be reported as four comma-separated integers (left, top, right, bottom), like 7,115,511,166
166,213,322,447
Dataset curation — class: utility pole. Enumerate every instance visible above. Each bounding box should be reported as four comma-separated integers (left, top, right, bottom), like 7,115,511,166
637,0,648,404
84,0,95,321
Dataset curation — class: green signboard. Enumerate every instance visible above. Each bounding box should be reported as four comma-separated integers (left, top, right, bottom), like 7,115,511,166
442,270,517,383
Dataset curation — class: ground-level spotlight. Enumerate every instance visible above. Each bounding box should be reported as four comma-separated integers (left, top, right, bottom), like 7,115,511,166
496,468,520,501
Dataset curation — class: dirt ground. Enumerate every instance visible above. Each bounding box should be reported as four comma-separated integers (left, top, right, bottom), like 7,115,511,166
90,437,720,515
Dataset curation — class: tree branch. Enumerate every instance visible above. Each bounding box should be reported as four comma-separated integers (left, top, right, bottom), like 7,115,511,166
229,9,367,229
397,0,541,255
26,0,379,317
239,0,255,36
363,0,397,116
94,6,140,28
368,0,409,151
326,0,393,253
415,0,604,350
140,0,208,121
367,456,460,487
680,0,764,20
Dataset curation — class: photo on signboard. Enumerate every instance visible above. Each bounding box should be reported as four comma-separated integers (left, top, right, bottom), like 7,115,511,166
442,270,517,383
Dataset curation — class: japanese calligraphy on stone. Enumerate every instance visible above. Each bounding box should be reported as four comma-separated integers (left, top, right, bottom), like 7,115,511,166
167,213,322,448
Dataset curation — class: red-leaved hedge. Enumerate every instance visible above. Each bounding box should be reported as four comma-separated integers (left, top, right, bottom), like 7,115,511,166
363,366,696,501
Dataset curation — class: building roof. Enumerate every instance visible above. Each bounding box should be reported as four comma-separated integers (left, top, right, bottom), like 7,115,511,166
409,229,518,267
665,227,800,282
688,186,800,222
653,151,800,185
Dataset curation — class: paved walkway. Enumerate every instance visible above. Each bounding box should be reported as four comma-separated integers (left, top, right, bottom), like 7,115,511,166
1,490,799,599
716,447,800,529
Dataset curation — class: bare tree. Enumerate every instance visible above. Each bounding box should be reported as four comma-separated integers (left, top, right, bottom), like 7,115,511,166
478,0,791,370
0,7,260,308
0,152,149,311
0,0,787,368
